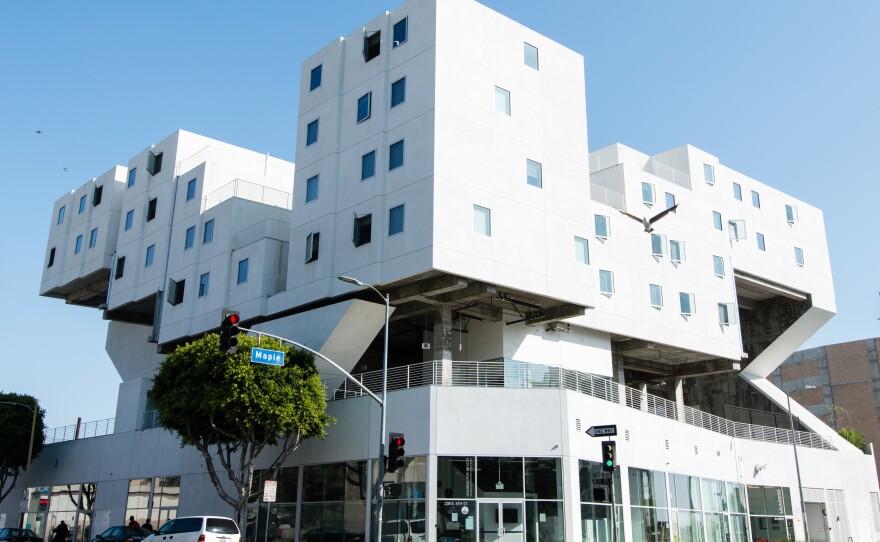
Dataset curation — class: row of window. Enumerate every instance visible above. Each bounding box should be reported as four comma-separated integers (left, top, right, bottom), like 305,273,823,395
126,152,164,189
122,178,200,234
304,141,404,204
703,163,800,223
303,205,405,263
712,211,805,266
55,186,104,226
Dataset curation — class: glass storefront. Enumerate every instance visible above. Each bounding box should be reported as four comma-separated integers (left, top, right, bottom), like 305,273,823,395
437,456,563,542
579,460,624,542
746,485,794,542
23,483,97,542
125,476,180,528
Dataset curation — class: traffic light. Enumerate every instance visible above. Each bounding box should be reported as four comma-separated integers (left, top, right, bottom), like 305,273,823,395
387,432,406,473
601,440,616,472
220,309,241,353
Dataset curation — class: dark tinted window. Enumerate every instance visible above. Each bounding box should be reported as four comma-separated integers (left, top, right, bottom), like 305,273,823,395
393,18,407,47
171,518,203,534
206,519,239,535
391,78,405,107
364,31,380,62
310,65,322,91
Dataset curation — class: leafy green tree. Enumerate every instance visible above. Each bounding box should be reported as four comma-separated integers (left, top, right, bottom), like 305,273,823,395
151,334,333,532
0,392,45,505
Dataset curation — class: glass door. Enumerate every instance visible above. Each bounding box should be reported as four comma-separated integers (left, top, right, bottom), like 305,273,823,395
478,502,524,542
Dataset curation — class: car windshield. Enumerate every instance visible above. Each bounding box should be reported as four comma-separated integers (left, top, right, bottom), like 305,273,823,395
205,519,238,535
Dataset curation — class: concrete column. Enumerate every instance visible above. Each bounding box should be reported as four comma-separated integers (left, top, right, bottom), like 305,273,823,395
434,305,453,385
675,377,685,422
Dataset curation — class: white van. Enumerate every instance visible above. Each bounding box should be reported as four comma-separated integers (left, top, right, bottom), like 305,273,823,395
382,519,425,542
145,517,240,542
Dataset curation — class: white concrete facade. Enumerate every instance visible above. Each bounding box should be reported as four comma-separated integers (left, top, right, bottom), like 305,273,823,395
13,1,878,542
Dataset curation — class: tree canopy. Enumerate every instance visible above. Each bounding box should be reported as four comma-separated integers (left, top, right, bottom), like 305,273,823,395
0,392,45,505
150,333,333,531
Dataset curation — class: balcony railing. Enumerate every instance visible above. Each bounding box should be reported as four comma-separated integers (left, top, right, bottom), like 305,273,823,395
52,360,836,451
323,359,835,450
44,417,114,444
202,178,292,213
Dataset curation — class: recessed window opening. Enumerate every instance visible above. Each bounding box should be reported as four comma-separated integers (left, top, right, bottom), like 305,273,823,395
785,205,799,223
145,244,155,267
473,205,491,237
713,255,725,277
642,182,655,205
57,206,65,225
389,140,405,170
526,159,542,188
306,119,319,146
733,182,742,201
306,232,320,263
125,210,134,231
74,235,83,254
115,256,126,280
203,219,214,244
127,168,136,188
357,92,372,123
599,270,614,295
93,185,103,206
89,228,98,248
147,152,163,176
574,236,589,265
185,226,195,250
167,278,184,305
751,190,761,209
389,205,405,236
238,258,249,284
494,86,511,115
391,77,406,108
594,215,610,239
649,284,663,308
47,247,56,268
79,195,87,214
186,179,197,201
703,164,715,185
199,273,210,297
147,198,157,222
524,42,539,70
364,31,381,62
362,151,376,180
353,214,372,247
679,292,695,315
306,175,319,202
310,65,322,91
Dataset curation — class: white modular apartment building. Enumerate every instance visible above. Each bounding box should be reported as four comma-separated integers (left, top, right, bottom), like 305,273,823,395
7,0,880,541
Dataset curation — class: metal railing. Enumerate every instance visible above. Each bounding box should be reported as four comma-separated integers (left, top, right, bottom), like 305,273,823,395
273,273,288,294
644,158,691,190
590,184,626,211
202,178,292,213
143,409,160,430
324,359,835,450
44,417,115,444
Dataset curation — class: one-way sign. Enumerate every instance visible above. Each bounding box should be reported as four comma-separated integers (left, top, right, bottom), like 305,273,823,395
586,424,617,437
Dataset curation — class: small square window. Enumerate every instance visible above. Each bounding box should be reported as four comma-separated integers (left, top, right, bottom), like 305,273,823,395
794,247,804,267
524,42,539,70
713,255,725,277
751,190,761,209
389,140,405,170
393,17,407,47
74,235,83,255
199,273,210,297
306,119,319,146
786,204,799,223
712,211,723,231
669,239,685,262
364,30,381,62
237,258,249,284
718,303,736,325
89,228,98,248
310,65,322,91
391,77,406,108
47,247,56,268
574,236,589,265
127,168,137,188
147,152,163,176
649,284,663,308
594,215,610,239
526,159,542,188
115,256,126,279
186,179,197,201
306,175,319,202
92,185,103,206
203,219,214,244
389,205,405,236
79,195,87,214
305,232,320,263
651,233,667,257
599,270,614,295
733,182,742,201
357,92,372,123
125,210,134,231
473,205,491,237
756,232,766,251
147,198,157,222
362,151,376,181
167,278,185,305
57,206,65,225
679,292,695,315
641,182,655,205
665,192,676,211
728,220,746,240
185,226,195,250
494,86,511,116
353,213,372,247
703,164,715,185
145,244,155,267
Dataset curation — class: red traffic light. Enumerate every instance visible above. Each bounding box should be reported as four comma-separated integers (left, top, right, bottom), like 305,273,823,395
227,313,240,325
391,435,405,447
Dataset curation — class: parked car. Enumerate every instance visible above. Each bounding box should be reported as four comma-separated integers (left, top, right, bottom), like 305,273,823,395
381,520,425,542
91,526,152,542
144,517,239,542
300,526,363,542
0,528,43,542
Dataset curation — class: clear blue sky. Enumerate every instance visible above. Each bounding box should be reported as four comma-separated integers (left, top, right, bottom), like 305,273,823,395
1,1,877,429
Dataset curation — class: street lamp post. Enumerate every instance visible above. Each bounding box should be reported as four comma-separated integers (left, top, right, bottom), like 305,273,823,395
786,389,811,542
337,275,390,542
0,401,38,527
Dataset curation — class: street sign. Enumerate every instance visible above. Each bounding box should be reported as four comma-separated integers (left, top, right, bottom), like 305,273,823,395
251,347,285,366
586,424,617,437
263,480,277,503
